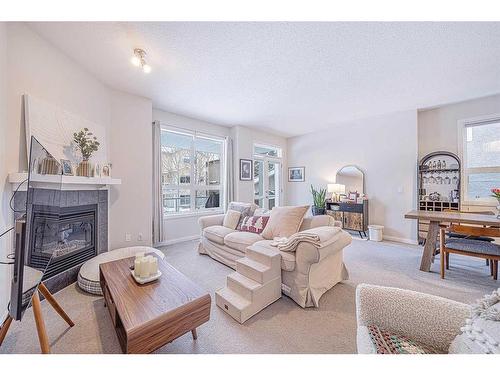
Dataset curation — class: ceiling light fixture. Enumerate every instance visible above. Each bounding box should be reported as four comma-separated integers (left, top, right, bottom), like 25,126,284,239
131,48,151,74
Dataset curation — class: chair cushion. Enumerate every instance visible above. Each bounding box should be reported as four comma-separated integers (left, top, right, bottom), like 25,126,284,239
224,231,263,252
444,238,500,255
203,225,236,245
448,233,495,242
77,246,165,295
367,324,444,354
261,205,309,240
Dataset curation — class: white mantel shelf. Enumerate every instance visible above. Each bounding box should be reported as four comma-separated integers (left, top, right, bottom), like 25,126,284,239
8,172,121,191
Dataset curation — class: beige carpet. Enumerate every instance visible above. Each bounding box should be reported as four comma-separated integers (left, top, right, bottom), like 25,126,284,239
1,239,498,354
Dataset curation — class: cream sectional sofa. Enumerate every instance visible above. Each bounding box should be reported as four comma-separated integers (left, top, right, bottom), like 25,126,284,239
198,213,352,307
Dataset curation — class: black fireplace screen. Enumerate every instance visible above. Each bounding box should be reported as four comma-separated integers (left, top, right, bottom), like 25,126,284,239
29,203,97,279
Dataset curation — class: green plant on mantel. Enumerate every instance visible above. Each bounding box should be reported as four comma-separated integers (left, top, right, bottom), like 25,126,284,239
73,128,100,161
310,185,327,209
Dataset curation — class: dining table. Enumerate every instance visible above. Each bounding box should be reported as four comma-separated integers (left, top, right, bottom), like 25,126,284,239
404,210,500,272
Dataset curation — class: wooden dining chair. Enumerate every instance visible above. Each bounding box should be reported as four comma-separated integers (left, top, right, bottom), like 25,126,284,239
440,224,500,280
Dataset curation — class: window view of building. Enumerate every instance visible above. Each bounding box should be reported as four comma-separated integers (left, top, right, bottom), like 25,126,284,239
464,120,500,200
161,128,224,214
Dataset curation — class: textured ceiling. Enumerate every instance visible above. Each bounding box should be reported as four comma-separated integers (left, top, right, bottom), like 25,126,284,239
29,22,500,137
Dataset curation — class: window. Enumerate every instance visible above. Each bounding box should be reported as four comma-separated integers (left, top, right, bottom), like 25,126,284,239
161,127,225,215
253,143,282,158
460,117,500,203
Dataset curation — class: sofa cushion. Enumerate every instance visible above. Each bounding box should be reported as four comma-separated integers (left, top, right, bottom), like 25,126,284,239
203,225,236,245
254,240,296,271
279,251,296,272
241,215,270,234
261,205,309,240
224,231,263,252
299,215,333,231
223,209,241,229
228,202,258,230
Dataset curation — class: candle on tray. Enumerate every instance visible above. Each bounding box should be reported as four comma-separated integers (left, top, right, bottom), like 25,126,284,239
134,257,143,277
139,257,150,278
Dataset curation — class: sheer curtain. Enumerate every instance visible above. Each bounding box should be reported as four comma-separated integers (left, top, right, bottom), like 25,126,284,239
224,136,234,209
152,121,163,245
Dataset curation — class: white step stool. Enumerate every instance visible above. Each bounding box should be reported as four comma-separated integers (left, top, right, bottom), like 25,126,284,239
215,243,282,323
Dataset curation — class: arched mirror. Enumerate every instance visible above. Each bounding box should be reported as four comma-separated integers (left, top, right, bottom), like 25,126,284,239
336,165,365,196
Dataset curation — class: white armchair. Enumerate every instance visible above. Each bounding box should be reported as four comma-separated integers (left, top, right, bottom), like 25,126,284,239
356,284,470,353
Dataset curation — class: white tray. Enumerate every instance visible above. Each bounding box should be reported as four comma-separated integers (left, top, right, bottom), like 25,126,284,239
130,269,162,284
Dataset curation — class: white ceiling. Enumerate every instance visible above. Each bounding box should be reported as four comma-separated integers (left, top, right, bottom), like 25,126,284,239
29,22,500,137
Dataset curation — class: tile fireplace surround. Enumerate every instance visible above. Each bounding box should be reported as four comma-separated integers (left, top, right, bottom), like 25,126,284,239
13,189,108,293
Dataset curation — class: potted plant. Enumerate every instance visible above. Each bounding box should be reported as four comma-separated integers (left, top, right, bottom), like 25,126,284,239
310,185,327,216
73,128,100,177
492,188,500,219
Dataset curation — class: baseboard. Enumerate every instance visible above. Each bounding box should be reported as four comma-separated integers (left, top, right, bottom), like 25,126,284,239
383,235,418,245
155,234,200,247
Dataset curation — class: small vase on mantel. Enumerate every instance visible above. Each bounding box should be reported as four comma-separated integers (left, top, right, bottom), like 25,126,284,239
77,159,92,177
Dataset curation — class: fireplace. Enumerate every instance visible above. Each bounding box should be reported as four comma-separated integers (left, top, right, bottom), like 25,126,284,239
13,188,108,293
28,204,98,280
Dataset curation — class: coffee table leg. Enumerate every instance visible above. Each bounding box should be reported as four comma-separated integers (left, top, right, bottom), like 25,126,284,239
420,221,439,272
191,329,198,340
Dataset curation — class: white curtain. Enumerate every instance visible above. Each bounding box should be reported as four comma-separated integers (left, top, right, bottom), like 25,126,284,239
152,121,163,245
225,136,234,209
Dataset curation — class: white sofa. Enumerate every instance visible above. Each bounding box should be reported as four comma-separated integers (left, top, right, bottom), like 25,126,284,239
198,213,352,308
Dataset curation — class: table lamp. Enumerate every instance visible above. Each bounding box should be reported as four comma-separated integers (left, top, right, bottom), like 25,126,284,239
327,183,345,202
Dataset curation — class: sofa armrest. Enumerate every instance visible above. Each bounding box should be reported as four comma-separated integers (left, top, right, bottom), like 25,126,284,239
198,214,225,230
294,227,352,270
356,284,470,352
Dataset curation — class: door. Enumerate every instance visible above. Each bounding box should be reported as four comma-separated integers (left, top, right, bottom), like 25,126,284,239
254,159,281,210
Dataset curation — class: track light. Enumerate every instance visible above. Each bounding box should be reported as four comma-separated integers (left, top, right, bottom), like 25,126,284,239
131,48,151,73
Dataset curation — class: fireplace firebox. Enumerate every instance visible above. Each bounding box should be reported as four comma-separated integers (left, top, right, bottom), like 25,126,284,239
28,204,98,280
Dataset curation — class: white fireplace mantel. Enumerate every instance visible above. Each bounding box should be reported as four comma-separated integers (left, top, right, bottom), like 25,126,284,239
8,172,121,191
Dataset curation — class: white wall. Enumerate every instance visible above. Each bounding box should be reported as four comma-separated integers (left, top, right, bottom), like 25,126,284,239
418,94,500,212
287,110,418,243
232,126,288,204
109,90,153,249
0,22,11,321
418,94,500,159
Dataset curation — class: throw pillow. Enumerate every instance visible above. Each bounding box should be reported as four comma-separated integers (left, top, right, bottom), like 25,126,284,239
223,209,241,230
449,288,500,354
261,205,309,240
240,215,270,234
367,324,443,354
228,202,258,230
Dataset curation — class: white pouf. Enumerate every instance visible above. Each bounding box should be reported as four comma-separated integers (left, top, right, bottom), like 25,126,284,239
77,246,165,295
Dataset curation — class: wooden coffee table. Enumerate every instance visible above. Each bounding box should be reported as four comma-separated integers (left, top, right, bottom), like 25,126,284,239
99,254,211,353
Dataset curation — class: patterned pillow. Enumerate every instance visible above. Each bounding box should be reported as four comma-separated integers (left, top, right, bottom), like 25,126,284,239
367,325,443,354
228,202,258,230
240,216,270,234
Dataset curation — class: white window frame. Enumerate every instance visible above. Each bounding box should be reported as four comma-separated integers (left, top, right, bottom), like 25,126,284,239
253,143,283,209
161,125,226,218
458,114,500,206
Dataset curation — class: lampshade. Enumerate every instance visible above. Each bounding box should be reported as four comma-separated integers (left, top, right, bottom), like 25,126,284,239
327,183,345,194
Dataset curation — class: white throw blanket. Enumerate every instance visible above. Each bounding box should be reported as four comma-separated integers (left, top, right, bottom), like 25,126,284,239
271,226,342,252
